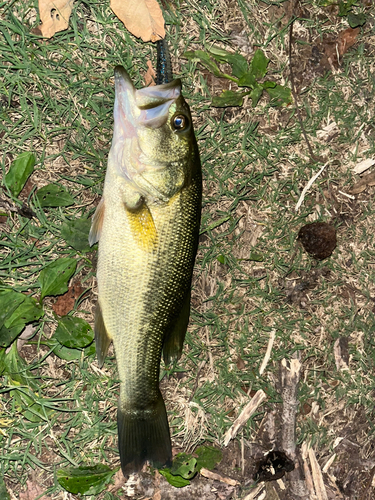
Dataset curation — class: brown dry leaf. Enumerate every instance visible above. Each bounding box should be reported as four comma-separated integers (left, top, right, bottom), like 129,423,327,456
323,28,359,70
110,0,165,42
145,60,156,86
350,171,375,194
338,27,360,57
20,480,49,500
108,469,127,493
52,283,84,316
34,0,74,39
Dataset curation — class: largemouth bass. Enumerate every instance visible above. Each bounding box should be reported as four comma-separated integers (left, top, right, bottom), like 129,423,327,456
89,65,202,474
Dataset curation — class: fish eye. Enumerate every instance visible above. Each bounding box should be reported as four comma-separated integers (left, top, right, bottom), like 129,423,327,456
172,114,189,131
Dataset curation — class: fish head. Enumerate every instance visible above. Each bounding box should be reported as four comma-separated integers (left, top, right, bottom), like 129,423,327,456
110,66,198,202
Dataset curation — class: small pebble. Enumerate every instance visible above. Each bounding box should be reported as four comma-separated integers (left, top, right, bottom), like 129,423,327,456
298,222,337,260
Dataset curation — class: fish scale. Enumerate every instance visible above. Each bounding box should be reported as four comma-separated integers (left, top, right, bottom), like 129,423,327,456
89,65,202,474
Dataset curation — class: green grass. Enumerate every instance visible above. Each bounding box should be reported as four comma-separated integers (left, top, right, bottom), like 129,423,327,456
1,0,375,498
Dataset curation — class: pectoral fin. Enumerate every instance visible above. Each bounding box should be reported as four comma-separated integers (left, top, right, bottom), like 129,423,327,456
89,198,105,246
126,202,157,252
163,290,191,365
95,303,112,367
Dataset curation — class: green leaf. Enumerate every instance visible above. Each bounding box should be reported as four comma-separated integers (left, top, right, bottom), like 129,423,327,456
3,344,53,422
264,84,292,107
159,469,190,488
39,258,77,299
195,445,223,471
212,90,245,107
338,0,356,16
238,72,256,88
57,464,118,495
0,290,43,348
61,218,92,252
0,477,11,500
183,50,224,78
249,251,264,262
170,453,197,479
208,47,248,79
85,341,96,357
10,380,51,422
5,294,43,329
49,338,85,361
217,254,226,264
36,184,75,207
4,152,35,197
250,84,264,107
55,316,94,348
250,49,269,80
347,12,366,28
201,216,231,233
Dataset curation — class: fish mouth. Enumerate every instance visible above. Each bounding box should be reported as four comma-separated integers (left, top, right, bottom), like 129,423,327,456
114,66,181,130
111,67,182,199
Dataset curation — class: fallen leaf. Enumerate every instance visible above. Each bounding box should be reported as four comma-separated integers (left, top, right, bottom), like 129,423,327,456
52,283,84,316
350,171,375,194
338,27,360,57
322,28,359,70
108,469,126,493
110,0,165,42
145,60,156,86
20,481,49,500
236,355,246,370
34,0,74,39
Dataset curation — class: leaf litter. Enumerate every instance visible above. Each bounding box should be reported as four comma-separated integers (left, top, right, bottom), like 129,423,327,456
2,0,375,498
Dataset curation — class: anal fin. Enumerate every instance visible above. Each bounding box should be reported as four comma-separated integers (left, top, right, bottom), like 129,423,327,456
95,303,112,367
163,289,191,366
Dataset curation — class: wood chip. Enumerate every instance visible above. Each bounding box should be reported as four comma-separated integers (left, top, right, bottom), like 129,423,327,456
301,442,316,497
353,158,375,174
308,446,328,500
199,468,239,486
242,484,265,500
295,162,329,212
281,357,301,456
333,338,349,371
322,453,336,473
223,390,267,446
259,329,275,375
316,122,339,141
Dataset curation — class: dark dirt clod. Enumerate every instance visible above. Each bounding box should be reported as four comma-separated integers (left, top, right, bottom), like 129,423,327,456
298,222,337,260
253,450,295,482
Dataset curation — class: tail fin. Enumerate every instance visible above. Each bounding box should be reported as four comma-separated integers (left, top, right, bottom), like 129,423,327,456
118,391,172,474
